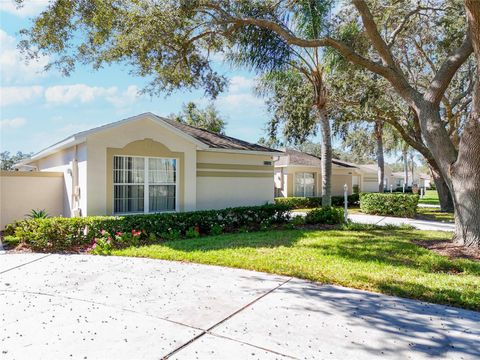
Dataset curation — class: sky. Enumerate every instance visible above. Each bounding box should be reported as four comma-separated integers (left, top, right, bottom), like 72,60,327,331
0,0,284,154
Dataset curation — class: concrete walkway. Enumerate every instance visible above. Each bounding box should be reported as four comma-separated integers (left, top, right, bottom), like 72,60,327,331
348,213,455,231
1,254,478,359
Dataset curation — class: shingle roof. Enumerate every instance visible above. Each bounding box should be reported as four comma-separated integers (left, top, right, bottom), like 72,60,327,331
27,112,281,162
277,148,356,168
162,117,282,153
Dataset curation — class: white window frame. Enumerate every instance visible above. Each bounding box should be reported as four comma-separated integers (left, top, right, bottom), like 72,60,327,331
113,155,179,214
294,172,316,197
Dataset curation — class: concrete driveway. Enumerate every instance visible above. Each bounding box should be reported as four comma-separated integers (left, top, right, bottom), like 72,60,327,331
1,254,478,360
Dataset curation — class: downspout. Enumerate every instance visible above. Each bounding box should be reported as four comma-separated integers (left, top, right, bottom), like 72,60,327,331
71,145,81,217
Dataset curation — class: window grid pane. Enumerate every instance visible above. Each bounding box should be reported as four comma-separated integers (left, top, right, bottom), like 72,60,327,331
113,156,177,214
295,172,315,197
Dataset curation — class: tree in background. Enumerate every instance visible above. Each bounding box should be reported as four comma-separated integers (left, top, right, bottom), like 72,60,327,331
336,122,399,192
17,0,479,245
0,151,32,171
171,102,226,134
230,2,335,206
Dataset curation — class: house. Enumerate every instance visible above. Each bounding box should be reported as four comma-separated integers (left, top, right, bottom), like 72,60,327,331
273,149,399,198
274,149,360,197
3,113,281,226
355,164,393,192
392,171,431,189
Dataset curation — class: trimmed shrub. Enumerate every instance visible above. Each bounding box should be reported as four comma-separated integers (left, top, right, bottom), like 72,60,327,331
9,204,291,252
305,207,345,225
274,194,359,209
359,193,419,217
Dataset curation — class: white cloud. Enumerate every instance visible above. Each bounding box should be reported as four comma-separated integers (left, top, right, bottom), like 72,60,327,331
0,85,43,106
44,84,118,104
229,76,255,93
0,29,50,84
106,85,140,108
217,93,263,109
44,84,140,108
0,117,26,129
0,0,49,17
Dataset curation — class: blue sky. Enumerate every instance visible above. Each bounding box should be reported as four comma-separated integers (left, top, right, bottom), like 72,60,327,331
0,1,287,154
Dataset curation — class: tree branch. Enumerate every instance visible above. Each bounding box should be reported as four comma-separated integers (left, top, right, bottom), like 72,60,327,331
352,0,397,68
425,34,473,104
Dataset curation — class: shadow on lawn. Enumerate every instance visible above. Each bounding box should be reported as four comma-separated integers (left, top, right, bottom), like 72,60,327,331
274,281,480,358
162,228,480,274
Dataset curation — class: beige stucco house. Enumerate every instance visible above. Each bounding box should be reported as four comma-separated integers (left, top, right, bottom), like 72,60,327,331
274,149,398,198
392,171,431,189
274,149,360,197
355,164,393,192
13,112,281,220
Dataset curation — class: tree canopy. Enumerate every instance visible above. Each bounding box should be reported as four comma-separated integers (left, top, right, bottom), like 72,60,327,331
171,102,226,134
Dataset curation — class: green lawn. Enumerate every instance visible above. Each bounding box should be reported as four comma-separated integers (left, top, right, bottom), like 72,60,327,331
419,189,440,205
416,207,454,223
114,228,480,310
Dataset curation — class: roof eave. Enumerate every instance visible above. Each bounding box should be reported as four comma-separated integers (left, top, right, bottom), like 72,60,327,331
18,136,86,165
202,147,285,156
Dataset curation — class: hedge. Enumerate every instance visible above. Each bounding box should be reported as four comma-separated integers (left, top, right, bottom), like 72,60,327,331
6,204,291,252
305,207,345,225
274,194,359,209
359,193,419,217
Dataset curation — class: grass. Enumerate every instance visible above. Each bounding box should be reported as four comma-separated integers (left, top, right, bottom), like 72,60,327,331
416,207,454,223
418,189,440,205
114,227,480,310
346,204,454,223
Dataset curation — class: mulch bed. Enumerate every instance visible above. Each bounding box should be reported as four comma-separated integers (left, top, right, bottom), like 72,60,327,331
414,240,480,262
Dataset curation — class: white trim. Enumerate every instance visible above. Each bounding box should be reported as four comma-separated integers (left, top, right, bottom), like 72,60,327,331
202,147,284,156
20,112,283,165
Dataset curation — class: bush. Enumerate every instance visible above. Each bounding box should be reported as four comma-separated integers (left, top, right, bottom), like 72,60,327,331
305,207,345,225
274,194,359,209
8,204,291,252
395,186,413,193
359,193,419,217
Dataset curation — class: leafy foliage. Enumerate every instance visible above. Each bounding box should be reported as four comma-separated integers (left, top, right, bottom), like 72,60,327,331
305,206,345,225
0,151,33,171
26,209,50,219
274,194,359,209
8,204,291,251
360,193,419,218
171,102,226,134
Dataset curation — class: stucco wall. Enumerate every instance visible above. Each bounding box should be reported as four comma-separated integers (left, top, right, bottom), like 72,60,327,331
33,143,87,217
86,117,198,215
0,172,64,229
276,166,355,197
196,151,274,209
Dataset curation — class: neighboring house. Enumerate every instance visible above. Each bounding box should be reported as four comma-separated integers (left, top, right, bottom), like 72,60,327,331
9,112,281,222
392,171,431,189
273,149,400,198
355,164,393,192
274,148,360,197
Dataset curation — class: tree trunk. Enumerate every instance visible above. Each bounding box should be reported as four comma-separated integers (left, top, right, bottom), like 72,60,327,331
374,121,385,192
449,0,480,247
429,165,454,212
403,146,408,188
450,117,480,247
319,108,332,206
410,153,415,186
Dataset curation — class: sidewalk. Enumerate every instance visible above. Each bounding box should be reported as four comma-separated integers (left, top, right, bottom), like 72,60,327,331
348,213,454,231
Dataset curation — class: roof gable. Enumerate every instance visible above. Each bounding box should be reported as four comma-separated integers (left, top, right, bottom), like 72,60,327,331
278,148,356,168
25,112,282,163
